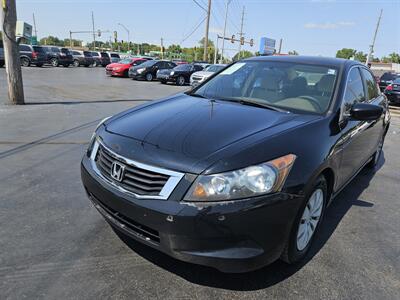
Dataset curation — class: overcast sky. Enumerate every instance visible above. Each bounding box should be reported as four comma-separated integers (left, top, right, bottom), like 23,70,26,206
16,0,400,58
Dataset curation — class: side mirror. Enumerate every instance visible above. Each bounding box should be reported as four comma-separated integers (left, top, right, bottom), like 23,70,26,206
350,103,383,121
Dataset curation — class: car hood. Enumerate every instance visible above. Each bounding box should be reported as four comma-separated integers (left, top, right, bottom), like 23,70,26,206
107,62,128,69
103,94,317,173
192,71,214,78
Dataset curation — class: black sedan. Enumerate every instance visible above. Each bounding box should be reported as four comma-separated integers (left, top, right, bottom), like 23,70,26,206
157,64,203,85
378,72,400,91
129,60,176,81
81,56,390,273
384,77,400,104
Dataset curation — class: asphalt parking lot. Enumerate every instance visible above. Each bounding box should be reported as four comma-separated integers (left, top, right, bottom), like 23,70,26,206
0,67,399,299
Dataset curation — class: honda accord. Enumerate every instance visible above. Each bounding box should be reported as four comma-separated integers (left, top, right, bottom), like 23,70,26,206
81,56,390,273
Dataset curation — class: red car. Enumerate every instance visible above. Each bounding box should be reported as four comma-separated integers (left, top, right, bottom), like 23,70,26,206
106,58,147,77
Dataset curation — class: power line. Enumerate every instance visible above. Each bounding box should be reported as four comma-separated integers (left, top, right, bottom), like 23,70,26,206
192,0,207,12
181,15,207,44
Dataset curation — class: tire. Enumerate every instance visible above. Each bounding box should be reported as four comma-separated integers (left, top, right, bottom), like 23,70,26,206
176,75,185,86
21,57,30,67
93,61,97,67
366,134,385,169
50,58,59,67
145,73,153,81
281,176,327,264
36,63,43,67
160,80,167,84
73,60,80,67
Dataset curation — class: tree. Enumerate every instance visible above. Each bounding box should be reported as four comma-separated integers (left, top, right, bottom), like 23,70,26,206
2,0,25,104
39,36,64,46
288,50,299,55
354,51,367,62
388,52,400,64
336,48,356,59
232,50,254,61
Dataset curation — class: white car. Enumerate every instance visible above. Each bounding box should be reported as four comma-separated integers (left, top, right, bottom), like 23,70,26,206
190,64,227,87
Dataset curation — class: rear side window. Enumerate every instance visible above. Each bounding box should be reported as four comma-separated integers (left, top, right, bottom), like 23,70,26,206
19,45,31,52
33,46,45,53
360,68,380,100
92,52,99,57
72,51,80,55
51,47,60,53
110,53,120,58
83,51,92,57
100,52,109,58
61,48,70,54
342,68,365,115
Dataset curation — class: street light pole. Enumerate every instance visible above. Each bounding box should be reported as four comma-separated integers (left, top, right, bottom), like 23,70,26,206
118,23,130,52
220,0,232,63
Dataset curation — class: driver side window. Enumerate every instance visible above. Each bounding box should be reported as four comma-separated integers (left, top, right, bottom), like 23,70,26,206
342,68,365,117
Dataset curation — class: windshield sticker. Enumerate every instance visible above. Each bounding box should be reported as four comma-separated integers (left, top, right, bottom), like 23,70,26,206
221,63,245,75
327,69,336,75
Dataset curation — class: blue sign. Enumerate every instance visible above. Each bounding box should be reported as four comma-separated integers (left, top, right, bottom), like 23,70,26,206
259,37,276,55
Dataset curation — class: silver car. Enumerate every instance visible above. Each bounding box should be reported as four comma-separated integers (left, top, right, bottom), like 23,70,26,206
190,64,227,87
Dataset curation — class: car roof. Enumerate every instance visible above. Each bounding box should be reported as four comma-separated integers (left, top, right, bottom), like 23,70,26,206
244,55,360,68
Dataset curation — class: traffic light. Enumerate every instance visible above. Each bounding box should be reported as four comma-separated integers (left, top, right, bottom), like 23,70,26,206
250,39,254,47
97,29,101,37
240,36,244,45
231,35,235,43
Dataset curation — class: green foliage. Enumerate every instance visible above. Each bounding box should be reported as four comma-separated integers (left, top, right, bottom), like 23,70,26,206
336,48,357,59
39,36,64,46
388,52,400,63
232,50,254,61
354,51,367,62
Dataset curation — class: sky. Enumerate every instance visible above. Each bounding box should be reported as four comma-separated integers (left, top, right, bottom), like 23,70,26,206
15,0,400,58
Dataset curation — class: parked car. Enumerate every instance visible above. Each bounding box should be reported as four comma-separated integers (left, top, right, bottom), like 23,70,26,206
81,56,390,273
190,64,227,87
18,44,47,67
99,52,111,67
378,72,400,91
384,77,400,104
91,52,102,67
157,63,203,85
108,52,121,63
71,50,94,67
172,59,188,65
129,60,176,81
106,58,147,77
43,46,73,67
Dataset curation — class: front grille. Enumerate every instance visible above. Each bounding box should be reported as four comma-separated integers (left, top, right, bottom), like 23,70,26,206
88,191,160,245
95,144,170,196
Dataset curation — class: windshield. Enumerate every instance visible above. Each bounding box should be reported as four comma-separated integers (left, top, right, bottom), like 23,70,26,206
138,60,157,68
393,78,400,84
205,65,225,72
192,61,338,114
381,73,397,80
118,59,134,64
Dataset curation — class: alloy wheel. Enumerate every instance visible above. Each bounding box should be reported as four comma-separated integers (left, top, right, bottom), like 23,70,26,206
51,58,58,67
146,73,153,81
296,188,324,251
177,76,185,86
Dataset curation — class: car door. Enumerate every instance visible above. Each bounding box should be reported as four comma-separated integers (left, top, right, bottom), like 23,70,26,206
336,67,372,188
359,67,386,155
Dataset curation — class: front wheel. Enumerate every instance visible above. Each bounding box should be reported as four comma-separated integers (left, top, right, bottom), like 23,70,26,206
50,58,59,67
281,176,327,264
73,60,80,67
93,61,97,67
176,76,185,86
145,73,153,81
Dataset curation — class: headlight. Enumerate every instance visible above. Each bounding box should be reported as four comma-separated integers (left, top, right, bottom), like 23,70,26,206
113,67,122,71
184,154,296,201
137,68,145,74
170,71,175,75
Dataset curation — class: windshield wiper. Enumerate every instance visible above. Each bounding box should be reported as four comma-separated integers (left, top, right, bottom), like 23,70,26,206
218,98,290,113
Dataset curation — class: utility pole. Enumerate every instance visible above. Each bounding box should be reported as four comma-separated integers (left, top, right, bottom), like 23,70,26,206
238,6,245,59
366,9,383,66
161,37,164,59
32,13,37,38
203,0,212,62
1,0,25,104
69,31,72,48
278,38,283,54
221,0,232,63
91,11,96,50
118,23,130,52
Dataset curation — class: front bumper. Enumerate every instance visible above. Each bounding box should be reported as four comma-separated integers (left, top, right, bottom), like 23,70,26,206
106,69,125,77
81,155,302,273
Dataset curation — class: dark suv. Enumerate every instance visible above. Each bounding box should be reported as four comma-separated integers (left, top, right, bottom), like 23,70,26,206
19,44,47,67
378,72,400,91
43,46,73,67
71,50,94,67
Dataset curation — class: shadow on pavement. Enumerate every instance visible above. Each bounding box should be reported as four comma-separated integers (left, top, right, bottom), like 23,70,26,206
25,99,150,105
113,154,385,291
